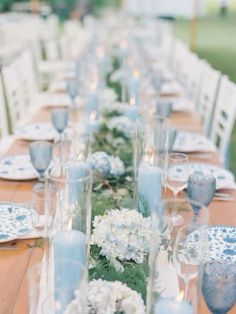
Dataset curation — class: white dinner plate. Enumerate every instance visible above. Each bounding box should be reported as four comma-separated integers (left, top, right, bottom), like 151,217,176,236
173,131,216,153
0,155,38,181
168,162,236,190
0,202,37,243
16,122,57,141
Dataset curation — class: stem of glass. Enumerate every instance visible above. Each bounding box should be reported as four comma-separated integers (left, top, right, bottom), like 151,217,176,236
184,279,190,301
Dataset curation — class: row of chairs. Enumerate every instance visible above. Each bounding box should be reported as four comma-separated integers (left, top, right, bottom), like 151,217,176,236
158,32,236,166
0,14,235,168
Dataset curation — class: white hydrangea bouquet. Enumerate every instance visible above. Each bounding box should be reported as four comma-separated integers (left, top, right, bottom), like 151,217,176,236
91,208,152,272
64,279,145,314
107,116,134,139
87,151,125,177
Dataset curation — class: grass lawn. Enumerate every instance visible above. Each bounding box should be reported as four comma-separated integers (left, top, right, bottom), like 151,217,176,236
173,2,236,173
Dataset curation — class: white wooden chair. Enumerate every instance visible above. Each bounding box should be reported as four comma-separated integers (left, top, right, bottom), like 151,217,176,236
0,75,9,139
209,76,236,166
180,53,203,103
197,61,221,136
1,58,25,132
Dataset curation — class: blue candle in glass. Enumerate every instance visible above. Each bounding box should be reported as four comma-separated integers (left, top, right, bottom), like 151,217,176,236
125,98,139,121
128,70,140,107
53,231,85,313
53,230,86,266
84,111,100,133
154,298,193,314
137,161,162,214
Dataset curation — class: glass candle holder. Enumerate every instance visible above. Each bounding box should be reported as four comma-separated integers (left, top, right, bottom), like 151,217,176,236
147,197,209,314
45,162,92,266
133,115,169,214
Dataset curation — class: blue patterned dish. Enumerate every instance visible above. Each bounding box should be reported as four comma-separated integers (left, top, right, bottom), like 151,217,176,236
168,163,236,190
0,202,37,243
16,122,57,141
186,226,236,264
0,155,38,180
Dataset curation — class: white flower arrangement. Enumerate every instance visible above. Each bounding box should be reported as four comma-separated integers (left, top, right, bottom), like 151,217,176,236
91,208,151,270
87,152,125,177
107,116,134,139
101,101,125,115
64,279,146,314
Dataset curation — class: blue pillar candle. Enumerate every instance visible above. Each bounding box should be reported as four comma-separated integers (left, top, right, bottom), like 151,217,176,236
84,111,100,133
53,229,86,265
154,298,193,314
128,70,140,106
137,162,162,214
124,99,139,121
87,92,99,113
53,230,86,313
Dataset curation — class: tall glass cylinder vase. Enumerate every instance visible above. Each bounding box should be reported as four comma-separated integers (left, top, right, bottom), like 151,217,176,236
147,198,209,314
133,115,169,215
45,162,92,266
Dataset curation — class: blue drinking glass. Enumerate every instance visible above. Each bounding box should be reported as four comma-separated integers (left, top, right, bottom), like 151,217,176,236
66,79,78,106
187,172,216,223
201,262,236,314
51,109,69,135
29,141,53,182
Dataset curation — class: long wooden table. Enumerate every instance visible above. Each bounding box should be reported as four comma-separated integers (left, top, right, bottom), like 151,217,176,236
0,108,235,314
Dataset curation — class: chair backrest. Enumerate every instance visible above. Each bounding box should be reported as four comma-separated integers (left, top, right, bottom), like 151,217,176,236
171,39,189,78
179,52,203,103
209,76,236,166
197,61,221,136
0,74,9,139
17,48,39,109
1,58,25,132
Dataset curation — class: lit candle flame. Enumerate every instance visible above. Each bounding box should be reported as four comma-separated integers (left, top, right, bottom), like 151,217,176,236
96,46,105,59
176,291,184,302
129,97,136,107
144,150,155,166
89,111,97,122
120,39,128,50
133,69,140,78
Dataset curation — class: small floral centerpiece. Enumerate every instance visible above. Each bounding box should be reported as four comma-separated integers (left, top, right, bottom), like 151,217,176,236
101,101,125,116
107,116,134,139
87,151,125,177
64,279,146,314
91,208,151,271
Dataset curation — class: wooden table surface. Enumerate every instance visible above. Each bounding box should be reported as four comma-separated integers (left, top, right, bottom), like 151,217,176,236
0,108,235,314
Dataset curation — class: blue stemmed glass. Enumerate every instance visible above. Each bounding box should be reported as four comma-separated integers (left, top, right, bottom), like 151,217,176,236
51,109,69,136
188,172,216,223
67,79,78,107
201,262,236,314
29,141,53,182
51,109,69,162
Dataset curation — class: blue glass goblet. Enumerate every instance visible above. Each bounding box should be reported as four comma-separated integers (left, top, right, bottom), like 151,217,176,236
29,141,53,182
51,109,69,135
188,172,216,223
66,79,78,106
51,109,69,162
201,262,236,314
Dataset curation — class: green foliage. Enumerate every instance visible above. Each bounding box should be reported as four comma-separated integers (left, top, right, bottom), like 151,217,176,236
89,245,149,301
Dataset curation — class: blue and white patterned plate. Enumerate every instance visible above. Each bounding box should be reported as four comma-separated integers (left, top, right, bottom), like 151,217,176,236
16,122,57,141
168,163,236,190
173,131,216,153
0,155,38,180
0,202,37,243
186,226,236,264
